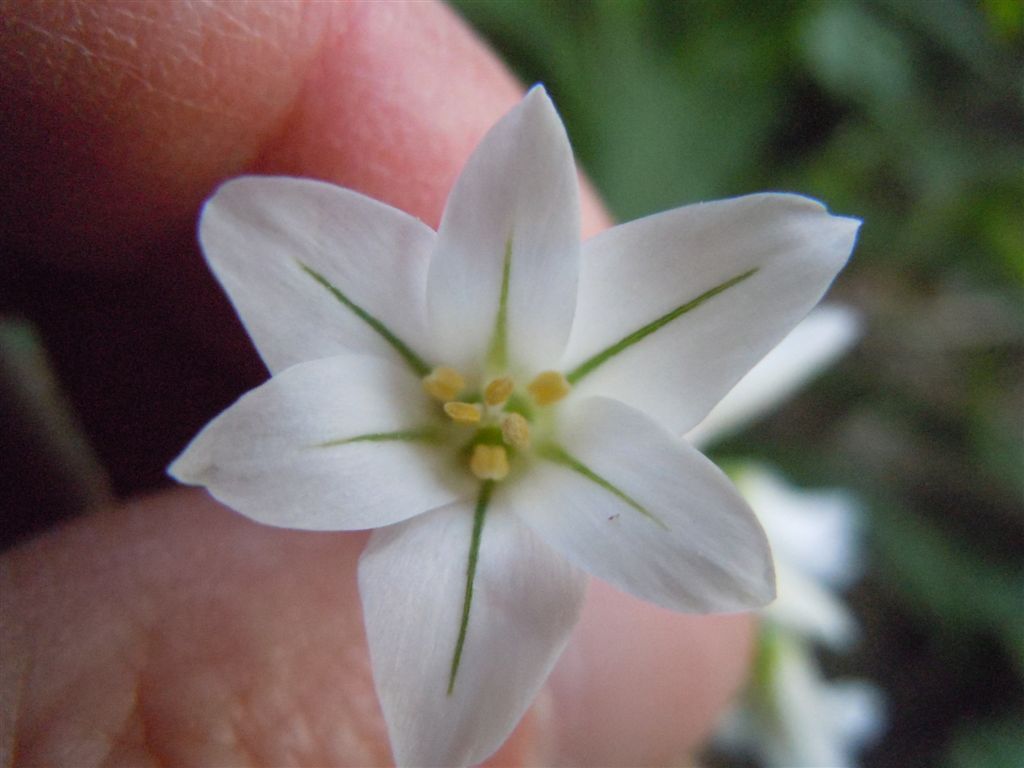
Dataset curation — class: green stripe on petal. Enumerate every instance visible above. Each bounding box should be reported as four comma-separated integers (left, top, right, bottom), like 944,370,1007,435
566,268,758,385
297,260,432,376
485,237,513,371
538,443,668,530
313,427,440,448
448,480,494,695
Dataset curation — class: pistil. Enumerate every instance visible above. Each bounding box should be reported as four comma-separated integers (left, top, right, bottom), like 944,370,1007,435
423,365,556,482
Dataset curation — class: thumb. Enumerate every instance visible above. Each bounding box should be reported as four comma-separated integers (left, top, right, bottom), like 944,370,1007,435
1,490,753,766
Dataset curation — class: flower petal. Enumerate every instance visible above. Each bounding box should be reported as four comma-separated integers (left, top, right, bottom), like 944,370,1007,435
563,194,860,434
824,680,887,754
767,559,859,650
359,499,587,767
199,176,435,375
739,465,864,590
512,396,775,612
766,634,884,768
170,354,466,530
428,86,581,376
686,304,860,447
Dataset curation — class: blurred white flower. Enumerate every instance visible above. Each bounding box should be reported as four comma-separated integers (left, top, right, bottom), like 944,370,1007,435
686,303,860,448
738,464,865,649
722,629,885,768
716,465,885,767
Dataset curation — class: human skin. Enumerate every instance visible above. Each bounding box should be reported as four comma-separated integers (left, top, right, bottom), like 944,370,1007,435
0,2,754,765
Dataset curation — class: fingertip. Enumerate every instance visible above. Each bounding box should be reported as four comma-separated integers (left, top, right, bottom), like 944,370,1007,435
252,1,523,229
1,0,327,263
1,0,609,264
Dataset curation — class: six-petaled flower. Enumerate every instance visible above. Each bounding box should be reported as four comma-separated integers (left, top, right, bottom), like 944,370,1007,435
170,86,860,767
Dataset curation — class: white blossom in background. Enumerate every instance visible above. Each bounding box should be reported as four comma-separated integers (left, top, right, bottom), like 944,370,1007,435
715,465,885,768
719,629,886,768
170,86,859,767
686,304,860,449
740,465,865,650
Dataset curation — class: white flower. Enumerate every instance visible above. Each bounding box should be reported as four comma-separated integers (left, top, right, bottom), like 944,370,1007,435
170,86,860,767
714,466,883,767
686,304,860,448
719,629,885,768
738,465,866,649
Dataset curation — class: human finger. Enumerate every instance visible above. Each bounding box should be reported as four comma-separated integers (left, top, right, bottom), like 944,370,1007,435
0,2,754,763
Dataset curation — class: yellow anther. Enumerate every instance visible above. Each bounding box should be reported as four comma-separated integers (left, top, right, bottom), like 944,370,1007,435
443,401,482,424
484,376,515,407
422,366,465,402
470,444,509,481
500,413,531,450
527,370,570,406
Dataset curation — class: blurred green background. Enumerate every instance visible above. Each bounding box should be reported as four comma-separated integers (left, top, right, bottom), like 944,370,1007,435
450,0,1023,766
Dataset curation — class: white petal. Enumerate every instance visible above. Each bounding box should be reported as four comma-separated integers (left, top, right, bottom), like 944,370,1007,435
510,396,775,612
740,465,864,589
766,634,882,768
824,680,887,752
428,86,581,376
686,304,860,447
170,355,466,530
563,194,859,434
766,559,859,650
359,500,587,767
199,176,435,374
764,634,848,768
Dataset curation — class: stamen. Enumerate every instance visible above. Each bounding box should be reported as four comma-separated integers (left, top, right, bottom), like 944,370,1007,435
527,370,570,406
422,366,465,402
484,376,515,407
500,413,530,450
470,444,510,481
444,402,482,424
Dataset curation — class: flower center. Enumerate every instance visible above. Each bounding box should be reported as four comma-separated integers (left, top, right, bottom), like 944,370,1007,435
422,366,571,481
